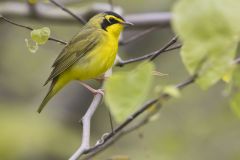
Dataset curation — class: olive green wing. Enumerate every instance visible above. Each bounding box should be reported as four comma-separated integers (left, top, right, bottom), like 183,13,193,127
52,26,90,67
44,28,101,85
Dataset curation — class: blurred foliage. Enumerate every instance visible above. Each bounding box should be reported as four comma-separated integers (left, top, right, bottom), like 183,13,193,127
0,104,80,160
104,62,154,123
172,0,240,89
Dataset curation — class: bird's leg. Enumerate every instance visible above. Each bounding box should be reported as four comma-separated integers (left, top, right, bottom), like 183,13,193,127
95,77,105,82
94,75,110,82
79,82,104,96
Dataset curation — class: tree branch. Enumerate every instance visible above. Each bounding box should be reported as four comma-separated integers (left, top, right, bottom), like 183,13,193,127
82,56,240,159
69,93,103,160
83,99,159,155
119,27,157,46
150,36,178,61
49,0,86,24
175,75,197,89
116,43,181,67
77,75,196,159
0,2,171,27
81,105,161,160
1,16,67,45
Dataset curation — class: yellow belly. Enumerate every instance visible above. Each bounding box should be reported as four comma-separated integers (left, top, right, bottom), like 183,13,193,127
67,35,118,80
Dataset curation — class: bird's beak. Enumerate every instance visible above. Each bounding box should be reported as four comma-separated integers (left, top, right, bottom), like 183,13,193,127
121,21,134,26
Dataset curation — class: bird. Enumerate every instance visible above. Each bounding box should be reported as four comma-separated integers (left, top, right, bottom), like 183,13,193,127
37,11,133,113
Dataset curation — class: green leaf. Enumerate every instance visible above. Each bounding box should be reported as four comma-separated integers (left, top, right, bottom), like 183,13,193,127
25,38,39,53
104,62,154,123
163,86,181,98
172,0,240,89
30,27,50,45
230,93,240,118
181,41,237,89
173,0,240,42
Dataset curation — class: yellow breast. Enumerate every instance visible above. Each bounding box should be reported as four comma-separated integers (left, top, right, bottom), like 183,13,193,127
69,33,118,80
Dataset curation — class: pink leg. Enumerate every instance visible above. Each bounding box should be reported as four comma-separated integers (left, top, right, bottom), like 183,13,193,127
79,82,104,96
94,76,109,82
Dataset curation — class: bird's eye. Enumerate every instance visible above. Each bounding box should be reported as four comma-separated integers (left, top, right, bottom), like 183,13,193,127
108,18,118,24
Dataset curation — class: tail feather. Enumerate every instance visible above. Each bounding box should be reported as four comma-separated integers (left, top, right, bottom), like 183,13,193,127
37,78,66,113
37,90,55,113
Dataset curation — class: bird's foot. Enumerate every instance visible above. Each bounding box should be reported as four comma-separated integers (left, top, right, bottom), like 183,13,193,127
95,76,109,82
93,89,104,96
79,82,104,96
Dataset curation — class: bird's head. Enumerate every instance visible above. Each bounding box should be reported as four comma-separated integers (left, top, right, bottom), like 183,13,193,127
88,11,133,38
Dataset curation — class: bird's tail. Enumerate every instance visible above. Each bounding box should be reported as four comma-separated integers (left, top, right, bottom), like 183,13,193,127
37,78,66,113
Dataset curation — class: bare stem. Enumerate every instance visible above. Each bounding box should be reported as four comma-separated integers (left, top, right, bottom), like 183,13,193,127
119,27,157,46
0,2,172,27
69,93,103,160
150,36,178,61
78,75,197,159
49,0,86,24
83,99,159,154
1,16,67,45
81,105,161,160
116,44,182,67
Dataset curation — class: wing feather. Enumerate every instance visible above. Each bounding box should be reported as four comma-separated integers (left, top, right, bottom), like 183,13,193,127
44,27,101,85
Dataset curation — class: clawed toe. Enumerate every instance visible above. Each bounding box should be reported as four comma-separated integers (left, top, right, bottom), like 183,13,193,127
94,89,104,96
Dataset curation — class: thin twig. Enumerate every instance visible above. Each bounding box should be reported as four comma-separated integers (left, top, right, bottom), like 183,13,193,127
82,59,209,158
48,37,67,45
83,99,158,154
69,93,103,160
81,105,161,160
119,27,157,46
175,75,197,89
150,36,178,61
1,16,32,30
79,75,196,158
49,0,86,24
0,2,172,27
1,16,67,45
116,44,182,67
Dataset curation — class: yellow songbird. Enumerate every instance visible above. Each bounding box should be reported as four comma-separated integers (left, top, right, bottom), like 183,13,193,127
37,11,133,113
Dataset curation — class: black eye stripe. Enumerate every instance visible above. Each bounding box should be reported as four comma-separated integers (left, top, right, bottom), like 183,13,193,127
101,17,121,31
101,19,110,31
109,18,119,24
104,11,125,21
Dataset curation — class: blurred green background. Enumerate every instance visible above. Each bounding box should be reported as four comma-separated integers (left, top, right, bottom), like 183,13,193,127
0,0,240,160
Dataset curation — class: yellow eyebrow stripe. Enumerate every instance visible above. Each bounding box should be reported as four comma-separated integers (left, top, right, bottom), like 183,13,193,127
105,15,124,23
